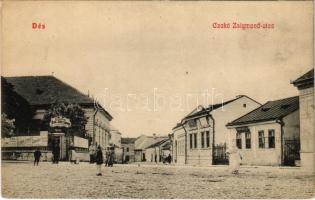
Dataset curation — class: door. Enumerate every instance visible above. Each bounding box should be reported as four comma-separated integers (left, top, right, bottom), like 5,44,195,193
213,143,229,165
283,139,300,166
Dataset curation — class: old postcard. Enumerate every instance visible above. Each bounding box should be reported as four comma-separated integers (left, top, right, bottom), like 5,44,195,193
1,1,314,199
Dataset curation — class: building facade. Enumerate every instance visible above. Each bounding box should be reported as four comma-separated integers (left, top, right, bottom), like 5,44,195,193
227,96,300,166
145,139,171,163
109,129,123,163
172,95,261,166
134,134,168,162
293,69,314,170
121,138,136,163
3,76,113,161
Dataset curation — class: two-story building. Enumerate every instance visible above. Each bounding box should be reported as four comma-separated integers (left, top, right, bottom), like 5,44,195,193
3,76,113,161
121,137,137,163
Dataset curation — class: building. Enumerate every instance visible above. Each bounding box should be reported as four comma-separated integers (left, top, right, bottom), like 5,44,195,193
3,76,113,161
134,134,168,162
121,137,137,163
292,69,314,170
109,128,123,163
171,124,186,164
172,95,261,166
145,139,171,163
226,96,300,166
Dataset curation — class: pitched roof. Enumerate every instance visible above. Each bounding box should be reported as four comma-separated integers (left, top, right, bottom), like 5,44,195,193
135,136,168,150
121,137,137,144
227,96,299,126
183,95,260,121
5,75,113,120
146,138,169,149
292,69,314,89
172,123,183,130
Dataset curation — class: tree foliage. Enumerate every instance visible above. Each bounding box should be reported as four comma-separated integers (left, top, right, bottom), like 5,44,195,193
1,77,34,134
1,113,15,138
43,103,88,138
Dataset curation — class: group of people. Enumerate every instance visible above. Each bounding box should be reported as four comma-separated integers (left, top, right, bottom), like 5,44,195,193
90,144,116,176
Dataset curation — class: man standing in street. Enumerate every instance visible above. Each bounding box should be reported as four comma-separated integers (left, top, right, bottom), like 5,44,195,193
34,148,42,166
95,145,103,176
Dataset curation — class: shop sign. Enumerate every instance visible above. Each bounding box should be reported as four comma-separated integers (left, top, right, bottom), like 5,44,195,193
50,116,71,128
2,135,48,147
73,136,88,148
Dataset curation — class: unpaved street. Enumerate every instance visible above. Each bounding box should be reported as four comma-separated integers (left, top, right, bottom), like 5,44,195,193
2,161,315,198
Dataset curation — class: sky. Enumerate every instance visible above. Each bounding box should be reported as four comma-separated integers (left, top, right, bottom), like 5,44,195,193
2,1,313,137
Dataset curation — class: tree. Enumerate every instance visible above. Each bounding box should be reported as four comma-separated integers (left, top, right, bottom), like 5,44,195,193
1,77,34,134
1,113,15,138
43,103,88,138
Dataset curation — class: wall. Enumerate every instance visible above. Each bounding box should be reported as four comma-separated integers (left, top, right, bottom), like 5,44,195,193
122,143,135,162
212,96,261,146
145,147,157,162
184,118,213,166
283,110,300,139
110,130,122,148
228,122,282,166
298,87,315,170
85,108,111,149
134,150,144,162
172,126,186,165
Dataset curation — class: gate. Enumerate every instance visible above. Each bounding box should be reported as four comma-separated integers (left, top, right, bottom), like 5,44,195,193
283,139,300,166
213,144,229,165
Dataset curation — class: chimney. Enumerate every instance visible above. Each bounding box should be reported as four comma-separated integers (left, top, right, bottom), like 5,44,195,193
153,133,156,139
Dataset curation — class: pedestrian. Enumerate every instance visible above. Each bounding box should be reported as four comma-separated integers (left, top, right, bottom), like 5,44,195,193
95,145,103,176
53,144,60,164
228,145,242,174
167,154,172,164
89,144,96,164
34,148,42,166
105,150,110,167
109,151,115,167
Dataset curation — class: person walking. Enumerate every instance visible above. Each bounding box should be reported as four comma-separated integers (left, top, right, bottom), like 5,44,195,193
167,154,172,164
228,145,242,174
95,145,103,176
34,148,42,166
108,151,114,167
89,144,96,164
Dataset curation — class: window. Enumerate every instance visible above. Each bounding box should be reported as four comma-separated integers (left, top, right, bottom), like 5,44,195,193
126,147,129,152
188,119,197,129
243,103,247,108
236,132,242,149
194,133,197,148
268,130,275,148
201,132,205,148
245,132,251,149
189,134,193,149
206,131,210,147
258,131,265,148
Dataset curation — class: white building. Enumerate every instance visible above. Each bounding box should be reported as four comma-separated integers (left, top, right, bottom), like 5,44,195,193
172,95,261,166
227,96,300,166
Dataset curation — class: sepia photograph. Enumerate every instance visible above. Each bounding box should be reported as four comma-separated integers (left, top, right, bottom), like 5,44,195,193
1,1,314,199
